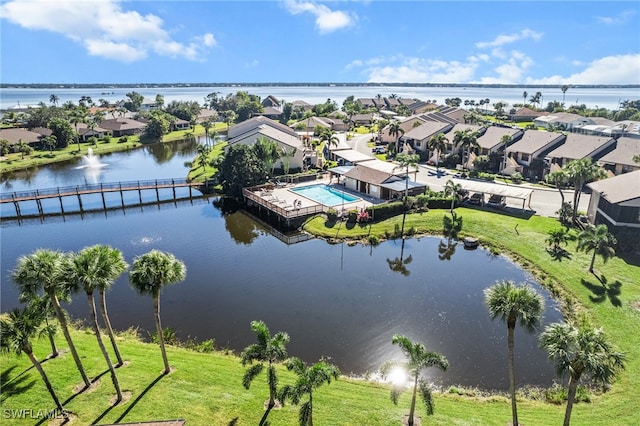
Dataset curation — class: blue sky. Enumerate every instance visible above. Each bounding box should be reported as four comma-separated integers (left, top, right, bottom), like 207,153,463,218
1,0,639,85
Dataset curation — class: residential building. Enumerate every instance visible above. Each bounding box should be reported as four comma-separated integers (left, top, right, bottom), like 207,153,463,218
534,112,594,130
99,118,147,137
545,133,615,172
586,170,640,231
597,137,640,175
503,130,566,177
476,126,524,156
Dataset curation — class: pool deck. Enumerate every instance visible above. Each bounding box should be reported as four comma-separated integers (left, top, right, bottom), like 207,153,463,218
244,177,376,220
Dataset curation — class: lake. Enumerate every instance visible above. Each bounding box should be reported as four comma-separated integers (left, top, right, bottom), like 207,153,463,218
0,142,564,391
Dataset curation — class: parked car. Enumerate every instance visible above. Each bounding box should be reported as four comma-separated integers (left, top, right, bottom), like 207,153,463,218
487,194,507,209
468,192,483,205
373,147,386,154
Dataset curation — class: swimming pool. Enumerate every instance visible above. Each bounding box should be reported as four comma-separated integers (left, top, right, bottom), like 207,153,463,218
291,184,359,206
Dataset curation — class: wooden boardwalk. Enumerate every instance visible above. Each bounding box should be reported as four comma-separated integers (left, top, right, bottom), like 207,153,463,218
1,178,208,219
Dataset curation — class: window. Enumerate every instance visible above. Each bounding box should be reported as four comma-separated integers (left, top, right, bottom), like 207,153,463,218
521,153,530,162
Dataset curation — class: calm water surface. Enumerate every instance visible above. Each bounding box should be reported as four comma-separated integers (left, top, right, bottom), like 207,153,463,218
1,85,635,110
0,144,564,391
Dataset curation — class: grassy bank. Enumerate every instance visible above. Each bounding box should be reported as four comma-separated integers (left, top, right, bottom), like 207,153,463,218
1,325,569,426
1,208,638,425
303,207,640,423
0,124,227,175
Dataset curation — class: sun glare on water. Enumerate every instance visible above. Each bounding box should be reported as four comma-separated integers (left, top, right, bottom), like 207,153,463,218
387,367,408,387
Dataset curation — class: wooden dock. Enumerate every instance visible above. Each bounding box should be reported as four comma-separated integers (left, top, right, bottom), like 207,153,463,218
1,178,209,220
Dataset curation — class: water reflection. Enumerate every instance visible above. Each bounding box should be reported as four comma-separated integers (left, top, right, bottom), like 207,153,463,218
438,238,457,261
387,238,413,276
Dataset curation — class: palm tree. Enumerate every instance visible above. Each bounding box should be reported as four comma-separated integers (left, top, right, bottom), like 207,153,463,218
129,250,187,375
71,245,128,402
49,94,59,107
394,153,420,199
540,321,625,426
443,179,462,213
279,357,340,426
42,134,57,154
12,249,91,388
16,139,29,160
545,169,570,212
577,224,617,273
224,110,237,130
280,146,297,175
94,248,128,367
388,120,404,153
561,85,569,106
564,158,607,223
319,128,340,158
19,293,60,358
453,128,479,170
69,106,88,152
500,134,512,173
522,91,528,106
387,335,449,426
0,307,68,420
202,117,215,146
427,132,447,173
253,136,281,175
484,281,544,426
546,227,571,252
241,320,290,409
196,143,212,171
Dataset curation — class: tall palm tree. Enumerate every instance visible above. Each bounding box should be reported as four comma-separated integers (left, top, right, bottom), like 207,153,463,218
279,357,340,426
0,307,68,420
484,281,544,426
196,143,212,171
500,134,512,173
561,85,569,106
241,320,290,409
545,170,570,215
443,179,462,213
387,335,449,426
453,129,479,170
202,117,215,146
12,249,91,388
394,153,420,199
540,321,625,426
522,91,528,106
94,248,128,367
564,158,607,223
129,250,187,375
19,293,60,358
388,120,404,153
71,245,126,402
319,128,340,158
69,106,88,152
49,94,59,107
427,132,447,173
576,224,617,273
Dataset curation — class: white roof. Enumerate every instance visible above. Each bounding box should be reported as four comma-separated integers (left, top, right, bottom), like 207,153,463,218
453,178,533,200
333,149,375,163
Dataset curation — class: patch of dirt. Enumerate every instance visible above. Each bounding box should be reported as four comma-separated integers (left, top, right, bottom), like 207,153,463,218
263,399,282,410
631,300,640,312
48,412,77,425
73,378,100,394
109,390,133,406
401,414,421,425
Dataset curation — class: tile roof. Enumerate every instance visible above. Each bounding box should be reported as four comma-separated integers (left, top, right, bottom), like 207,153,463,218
228,116,298,140
403,121,452,141
443,124,483,143
476,126,523,150
99,118,146,131
506,130,566,155
597,137,640,167
546,133,615,160
0,127,43,144
587,170,640,204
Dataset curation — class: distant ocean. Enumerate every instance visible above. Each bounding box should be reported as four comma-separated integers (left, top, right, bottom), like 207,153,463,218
1,85,637,111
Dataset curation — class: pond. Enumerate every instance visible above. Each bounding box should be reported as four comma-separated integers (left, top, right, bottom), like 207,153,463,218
0,142,563,391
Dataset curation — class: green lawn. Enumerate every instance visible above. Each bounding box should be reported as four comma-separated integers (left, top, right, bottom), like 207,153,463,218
1,208,639,425
0,124,228,174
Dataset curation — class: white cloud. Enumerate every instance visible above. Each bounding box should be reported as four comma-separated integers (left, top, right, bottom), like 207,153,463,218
476,28,543,49
526,54,640,85
245,59,260,68
283,0,356,34
350,55,478,83
596,9,636,25
474,50,535,84
0,0,217,62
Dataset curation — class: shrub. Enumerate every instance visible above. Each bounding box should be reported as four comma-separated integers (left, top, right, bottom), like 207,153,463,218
118,136,129,143
327,208,337,221
511,172,524,183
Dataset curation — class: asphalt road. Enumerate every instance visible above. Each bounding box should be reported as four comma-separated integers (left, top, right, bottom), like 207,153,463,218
345,132,589,218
